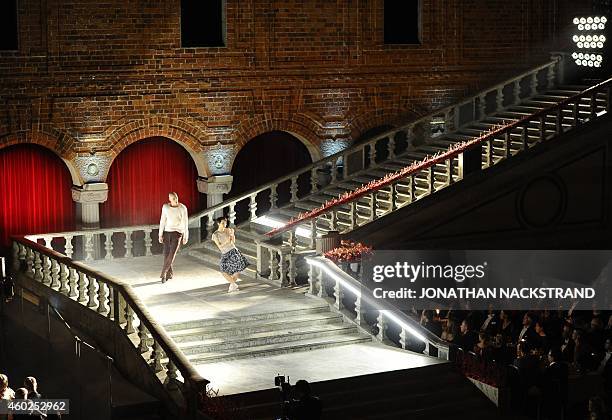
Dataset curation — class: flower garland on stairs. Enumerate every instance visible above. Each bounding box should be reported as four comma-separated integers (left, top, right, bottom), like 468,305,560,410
324,240,372,263
266,122,507,238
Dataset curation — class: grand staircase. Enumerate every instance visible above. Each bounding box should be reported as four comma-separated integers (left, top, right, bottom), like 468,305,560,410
187,83,601,280
161,298,371,365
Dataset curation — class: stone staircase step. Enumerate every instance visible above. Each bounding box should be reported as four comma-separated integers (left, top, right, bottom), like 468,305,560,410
166,312,344,342
176,323,359,354
163,305,330,331
181,334,371,364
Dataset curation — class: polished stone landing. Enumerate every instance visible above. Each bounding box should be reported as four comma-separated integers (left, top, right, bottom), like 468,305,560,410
87,254,444,395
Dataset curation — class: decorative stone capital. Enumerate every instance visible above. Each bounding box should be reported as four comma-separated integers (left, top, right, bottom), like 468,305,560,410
204,142,236,175
74,155,112,183
319,138,351,158
71,183,109,204
197,176,233,195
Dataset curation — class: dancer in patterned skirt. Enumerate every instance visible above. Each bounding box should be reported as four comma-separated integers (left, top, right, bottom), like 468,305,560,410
211,216,249,293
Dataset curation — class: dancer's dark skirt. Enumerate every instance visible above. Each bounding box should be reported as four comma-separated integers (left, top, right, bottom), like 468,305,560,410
220,248,249,275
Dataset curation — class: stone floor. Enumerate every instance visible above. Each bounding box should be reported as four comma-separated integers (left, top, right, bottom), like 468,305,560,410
88,253,444,395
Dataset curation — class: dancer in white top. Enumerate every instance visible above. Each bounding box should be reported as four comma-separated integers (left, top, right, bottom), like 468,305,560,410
212,216,249,293
158,192,189,283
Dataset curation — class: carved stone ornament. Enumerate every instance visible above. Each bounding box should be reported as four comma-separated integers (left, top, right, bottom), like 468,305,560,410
196,175,233,195
74,155,112,183
204,142,236,175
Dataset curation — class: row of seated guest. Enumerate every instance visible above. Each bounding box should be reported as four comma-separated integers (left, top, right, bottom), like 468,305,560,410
0,374,55,420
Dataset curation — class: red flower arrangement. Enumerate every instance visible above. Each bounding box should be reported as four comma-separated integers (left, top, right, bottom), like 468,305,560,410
324,240,372,263
266,123,507,238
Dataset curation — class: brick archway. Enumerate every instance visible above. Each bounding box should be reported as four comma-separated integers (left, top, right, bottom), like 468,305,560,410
0,131,82,185
348,107,421,142
104,119,209,179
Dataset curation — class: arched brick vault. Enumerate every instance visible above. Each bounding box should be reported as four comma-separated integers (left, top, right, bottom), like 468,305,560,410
0,131,82,186
104,118,209,179
231,116,323,168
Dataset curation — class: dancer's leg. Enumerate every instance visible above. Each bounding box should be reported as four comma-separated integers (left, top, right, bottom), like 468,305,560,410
221,272,236,284
160,232,170,280
161,232,181,281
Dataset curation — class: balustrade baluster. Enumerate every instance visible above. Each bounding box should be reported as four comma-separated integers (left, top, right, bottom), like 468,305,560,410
387,135,396,159
269,249,279,281
591,92,598,120
486,139,493,167
227,203,235,227
24,247,34,278
50,259,60,289
12,243,20,272
307,263,315,295
84,233,94,262
547,64,556,89
355,293,365,326
530,72,538,96
290,176,299,202
557,107,563,134
206,215,215,238
34,252,44,282
369,192,377,221
87,276,97,308
269,185,278,209
124,303,135,334
573,100,579,126
59,262,69,294
68,267,78,298
446,158,454,185
504,131,511,158
165,360,179,390
150,341,163,372
104,232,114,260
278,251,287,286
144,229,153,256
309,220,317,249
428,167,434,193
249,194,257,221
376,311,387,342
331,160,338,183
399,328,408,349
64,235,74,259
124,231,133,258
329,210,338,231
334,277,342,310
540,116,546,141
350,201,357,229
108,287,116,320
496,87,504,111
513,80,521,104
288,254,297,287
310,167,318,193
18,243,27,266
97,281,108,314
316,266,324,298
138,322,150,353
78,272,88,303
478,93,486,119
522,125,529,150
368,142,377,165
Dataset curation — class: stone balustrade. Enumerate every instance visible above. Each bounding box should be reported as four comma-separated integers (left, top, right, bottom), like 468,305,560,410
11,237,209,417
305,256,450,360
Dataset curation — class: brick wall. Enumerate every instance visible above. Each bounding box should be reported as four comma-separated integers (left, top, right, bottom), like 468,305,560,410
0,0,591,182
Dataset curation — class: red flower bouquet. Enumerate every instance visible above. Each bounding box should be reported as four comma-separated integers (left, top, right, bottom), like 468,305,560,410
324,240,372,263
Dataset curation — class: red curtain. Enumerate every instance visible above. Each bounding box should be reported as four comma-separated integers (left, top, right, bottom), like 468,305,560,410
0,144,75,252
101,137,201,227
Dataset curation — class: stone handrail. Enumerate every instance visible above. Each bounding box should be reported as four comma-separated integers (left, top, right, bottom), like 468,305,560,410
10,236,209,418
28,55,565,258
265,74,612,239
305,256,450,360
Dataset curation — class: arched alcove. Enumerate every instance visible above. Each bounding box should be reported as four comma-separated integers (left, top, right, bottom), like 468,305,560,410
100,137,202,227
0,144,75,253
229,131,313,224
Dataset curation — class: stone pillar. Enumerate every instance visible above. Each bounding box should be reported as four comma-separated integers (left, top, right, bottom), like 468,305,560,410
72,183,108,229
197,175,233,218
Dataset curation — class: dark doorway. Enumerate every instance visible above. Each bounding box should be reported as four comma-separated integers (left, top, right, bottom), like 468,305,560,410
229,131,313,224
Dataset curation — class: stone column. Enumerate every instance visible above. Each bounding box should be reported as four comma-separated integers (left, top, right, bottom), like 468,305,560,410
72,183,108,229
197,175,233,218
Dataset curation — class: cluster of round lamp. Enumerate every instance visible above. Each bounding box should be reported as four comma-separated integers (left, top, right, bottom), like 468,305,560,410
571,52,604,67
572,16,608,68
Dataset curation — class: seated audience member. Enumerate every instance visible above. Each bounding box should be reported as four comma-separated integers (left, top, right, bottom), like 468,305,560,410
0,374,14,402
473,332,492,360
23,377,41,399
290,380,322,420
456,319,478,352
12,388,40,420
420,310,442,337
498,310,516,343
441,320,457,343
534,320,550,355
540,348,568,420
560,323,575,362
480,305,498,335
590,317,606,356
518,313,537,350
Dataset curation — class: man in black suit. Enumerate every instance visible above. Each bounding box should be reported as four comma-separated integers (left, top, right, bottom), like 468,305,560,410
456,319,478,352
540,348,568,420
517,313,538,351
